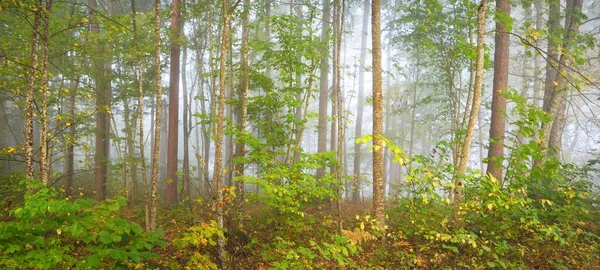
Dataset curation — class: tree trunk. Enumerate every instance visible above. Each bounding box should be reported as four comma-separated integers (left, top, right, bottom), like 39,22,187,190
542,0,560,113
486,0,510,180
215,0,232,267
24,1,41,180
353,0,369,202
166,0,181,205
149,0,163,231
65,77,78,196
39,0,52,186
541,0,582,159
317,0,331,178
234,0,250,199
371,0,385,228
131,0,148,228
90,0,111,201
454,0,487,208
182,45,190,200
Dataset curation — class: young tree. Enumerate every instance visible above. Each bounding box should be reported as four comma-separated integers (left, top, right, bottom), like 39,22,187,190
24,0,42,180
39,0,52,186
454,0,487,207
371,0,385,227
317,0,331,178
215,0,232,266
486,0,510,180
166,0,181,205
131,0,149,226
353,0,369,202
149,0,163,231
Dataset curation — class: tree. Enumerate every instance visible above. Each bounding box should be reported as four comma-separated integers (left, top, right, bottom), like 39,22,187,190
371,0,384,228
454,0,487,207
131,0,149,226
24,1,41,180
89,0,111,201
149,0,163,232
486,0,510,180
215,0,232,266
166,0,181,205
317,0,331,178
353,0,369,202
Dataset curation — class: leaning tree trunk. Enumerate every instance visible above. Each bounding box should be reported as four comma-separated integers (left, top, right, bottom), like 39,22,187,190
453,0,487,210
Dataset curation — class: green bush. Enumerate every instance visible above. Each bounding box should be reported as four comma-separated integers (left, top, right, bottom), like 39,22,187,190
0,180,165,269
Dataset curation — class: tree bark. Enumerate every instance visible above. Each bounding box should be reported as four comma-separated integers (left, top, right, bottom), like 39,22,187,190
317,0,331,178
166,0,181,205
24,1,41,180
182,45,190,200
486,0,510,180
454,0,487,208
371,0,385,228
149,0,163,231
90,0,111,201
353,0,369,202
215,0,232,267
39,0,52,186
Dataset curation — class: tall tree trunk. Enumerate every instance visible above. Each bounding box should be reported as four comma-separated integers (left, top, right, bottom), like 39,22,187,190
182,46,190,200
215,0,232,267
353,0,369,202
542,0,582,158
542,0,560,113
334,0,346,232
486,0,510,180
65,77,78,196
90,0,111,201
131,0,148,228
234,0,250,200
454,0,487,208
24,1,41,180
166,0,181,205
149,0,163,231
39,0,52,186
371,0,385,228
317,0,331,178
532,0,543,110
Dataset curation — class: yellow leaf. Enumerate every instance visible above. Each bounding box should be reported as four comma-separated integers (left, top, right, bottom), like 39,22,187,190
487,204,493,210
553,81,559,87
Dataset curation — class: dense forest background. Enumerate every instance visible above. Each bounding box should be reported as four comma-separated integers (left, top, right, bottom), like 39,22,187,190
1,0,600,268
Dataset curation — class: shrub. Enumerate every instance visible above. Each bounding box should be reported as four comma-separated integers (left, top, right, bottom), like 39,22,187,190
0,180,165,269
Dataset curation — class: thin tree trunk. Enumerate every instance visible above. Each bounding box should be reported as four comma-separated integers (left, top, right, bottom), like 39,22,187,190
65,77,78,196
353,0,369,202
371,0,385,228
131,0,148,228
24,1,41,180
182,45,190,200
149,0,163,231
454,0,487,209
234,0,250,200
542,0,560,112
486,0,510,180
39,0,52,186
541,0,582,159
166,0,181,205
317,0,331,178
215,0,232,267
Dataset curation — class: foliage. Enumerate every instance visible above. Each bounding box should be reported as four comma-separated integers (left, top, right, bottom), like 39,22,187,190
0,180,165,269
174,220,223,270
377,91,600,269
